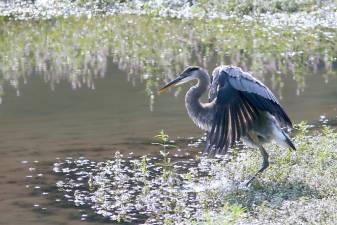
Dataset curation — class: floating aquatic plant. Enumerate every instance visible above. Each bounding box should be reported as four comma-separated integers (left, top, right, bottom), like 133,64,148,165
46,123,337,224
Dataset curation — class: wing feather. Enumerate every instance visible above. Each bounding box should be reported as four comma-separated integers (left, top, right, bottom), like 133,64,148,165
204,89,259,155
204,65,293,156
225,66,291,126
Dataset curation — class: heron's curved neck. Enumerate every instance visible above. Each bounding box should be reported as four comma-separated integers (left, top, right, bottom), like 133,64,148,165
188,71,210,98
185,71,211,131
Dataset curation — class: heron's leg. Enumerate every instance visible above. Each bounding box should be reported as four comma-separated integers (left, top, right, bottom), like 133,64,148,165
245,145,269,186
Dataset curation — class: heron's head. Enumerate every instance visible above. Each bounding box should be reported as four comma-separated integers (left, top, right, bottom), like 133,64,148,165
159,66,201,93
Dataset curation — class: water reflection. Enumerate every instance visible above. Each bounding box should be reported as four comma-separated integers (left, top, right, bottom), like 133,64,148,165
1,15,337,106
1,14,337,225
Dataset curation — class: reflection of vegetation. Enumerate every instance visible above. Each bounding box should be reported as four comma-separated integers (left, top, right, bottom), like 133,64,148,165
0,15,337,102
50,124,337,224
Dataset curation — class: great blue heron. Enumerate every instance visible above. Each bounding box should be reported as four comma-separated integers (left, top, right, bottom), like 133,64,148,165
159,65,296,186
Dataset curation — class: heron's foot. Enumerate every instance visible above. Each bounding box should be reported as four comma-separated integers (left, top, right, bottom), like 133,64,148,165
240,176,256,188
241,166,268,188
239,181,251,190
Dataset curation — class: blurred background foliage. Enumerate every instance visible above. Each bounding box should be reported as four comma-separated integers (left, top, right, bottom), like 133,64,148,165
0,14,337,101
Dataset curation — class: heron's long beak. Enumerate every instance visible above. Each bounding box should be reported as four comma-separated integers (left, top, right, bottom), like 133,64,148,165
158,76,184,94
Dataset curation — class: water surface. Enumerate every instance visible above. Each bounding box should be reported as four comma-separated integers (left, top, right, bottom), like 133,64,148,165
0,15,336,225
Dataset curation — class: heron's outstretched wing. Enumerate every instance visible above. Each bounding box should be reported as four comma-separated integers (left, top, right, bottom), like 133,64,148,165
205,66,292,156
225,66,291,126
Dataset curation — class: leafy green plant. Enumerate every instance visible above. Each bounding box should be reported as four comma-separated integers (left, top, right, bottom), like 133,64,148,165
153,129,176,154
153,130,176,181
188,203,245,225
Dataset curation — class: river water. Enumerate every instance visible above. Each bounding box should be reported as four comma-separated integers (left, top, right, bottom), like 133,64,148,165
0,15,336,224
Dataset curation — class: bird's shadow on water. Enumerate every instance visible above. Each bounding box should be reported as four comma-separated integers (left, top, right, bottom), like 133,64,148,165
222,180,322,211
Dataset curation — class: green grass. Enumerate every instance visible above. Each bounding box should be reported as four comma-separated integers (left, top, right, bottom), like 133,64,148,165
189,203,245,225
53,123,337,224
185,122,337,224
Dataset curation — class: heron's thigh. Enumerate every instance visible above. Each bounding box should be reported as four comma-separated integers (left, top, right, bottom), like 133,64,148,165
242,135,258,148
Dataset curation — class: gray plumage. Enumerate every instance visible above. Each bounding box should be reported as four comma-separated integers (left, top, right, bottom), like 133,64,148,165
159,65,296,186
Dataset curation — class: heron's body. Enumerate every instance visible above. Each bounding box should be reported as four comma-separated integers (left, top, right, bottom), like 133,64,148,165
159,65,296,186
